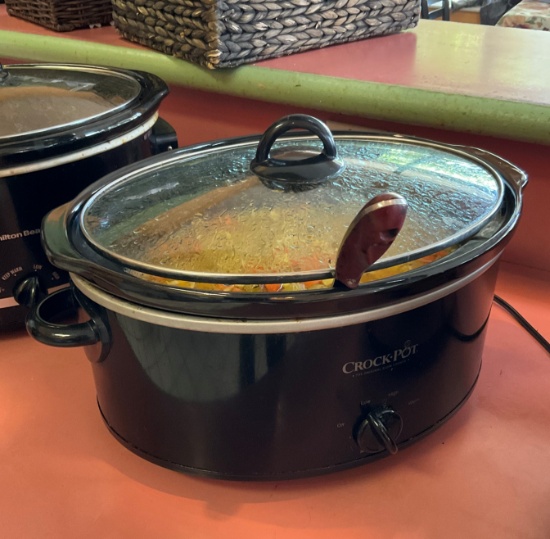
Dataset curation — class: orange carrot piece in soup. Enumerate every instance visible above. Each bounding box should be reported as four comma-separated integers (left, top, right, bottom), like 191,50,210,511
264,283,283,292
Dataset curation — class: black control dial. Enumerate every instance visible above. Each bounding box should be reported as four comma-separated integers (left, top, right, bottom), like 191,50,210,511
355,408,403,455
0,263,65,302
13,275,44,309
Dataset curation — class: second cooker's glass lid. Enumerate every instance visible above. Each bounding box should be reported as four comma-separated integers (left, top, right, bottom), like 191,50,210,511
78,115,504,285
0,63,142,138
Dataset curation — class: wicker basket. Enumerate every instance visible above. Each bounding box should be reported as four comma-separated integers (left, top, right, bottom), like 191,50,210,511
112,0,420,69
5,0,113,31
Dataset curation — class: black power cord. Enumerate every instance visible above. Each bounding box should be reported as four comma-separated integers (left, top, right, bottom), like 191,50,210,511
493,295,550,354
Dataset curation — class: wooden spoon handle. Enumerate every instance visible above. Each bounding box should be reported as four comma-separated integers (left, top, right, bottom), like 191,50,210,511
335,193,408,289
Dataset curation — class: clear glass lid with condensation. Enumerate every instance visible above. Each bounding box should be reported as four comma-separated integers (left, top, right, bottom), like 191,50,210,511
0,63,142,138
79,117,505,286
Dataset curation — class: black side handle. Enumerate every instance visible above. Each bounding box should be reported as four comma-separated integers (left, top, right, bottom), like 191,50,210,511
26,286,111,363
150,117,178,154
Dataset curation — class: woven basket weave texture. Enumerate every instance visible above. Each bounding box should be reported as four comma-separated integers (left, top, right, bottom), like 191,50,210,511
112,0,420,69
5,0,113,31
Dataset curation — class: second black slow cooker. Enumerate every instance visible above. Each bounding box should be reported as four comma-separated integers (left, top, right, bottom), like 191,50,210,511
0,62,177,329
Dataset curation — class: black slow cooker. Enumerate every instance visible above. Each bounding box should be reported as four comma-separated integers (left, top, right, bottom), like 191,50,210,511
0,62,177,329
26,115,527,480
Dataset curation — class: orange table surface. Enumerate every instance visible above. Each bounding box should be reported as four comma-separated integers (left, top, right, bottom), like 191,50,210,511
1,261,549,539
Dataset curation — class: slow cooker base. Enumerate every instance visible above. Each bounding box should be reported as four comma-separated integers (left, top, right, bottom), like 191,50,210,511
96,367,480,481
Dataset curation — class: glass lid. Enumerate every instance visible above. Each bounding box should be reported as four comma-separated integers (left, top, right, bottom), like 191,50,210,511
79,115,504,288
0,63,142,138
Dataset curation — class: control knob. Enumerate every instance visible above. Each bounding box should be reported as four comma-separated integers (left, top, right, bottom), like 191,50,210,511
355,408,403,455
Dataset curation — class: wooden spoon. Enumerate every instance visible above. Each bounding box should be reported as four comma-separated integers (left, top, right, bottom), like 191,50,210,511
335,193,408,289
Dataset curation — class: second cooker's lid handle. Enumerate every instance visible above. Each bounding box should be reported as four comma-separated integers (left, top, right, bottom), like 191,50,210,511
250,114,345,191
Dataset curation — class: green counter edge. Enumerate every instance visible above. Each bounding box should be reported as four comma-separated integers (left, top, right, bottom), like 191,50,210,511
1,31,549,145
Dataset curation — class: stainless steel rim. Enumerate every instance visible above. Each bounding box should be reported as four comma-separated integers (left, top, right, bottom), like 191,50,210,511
0,114,158,178
70,254,500,334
